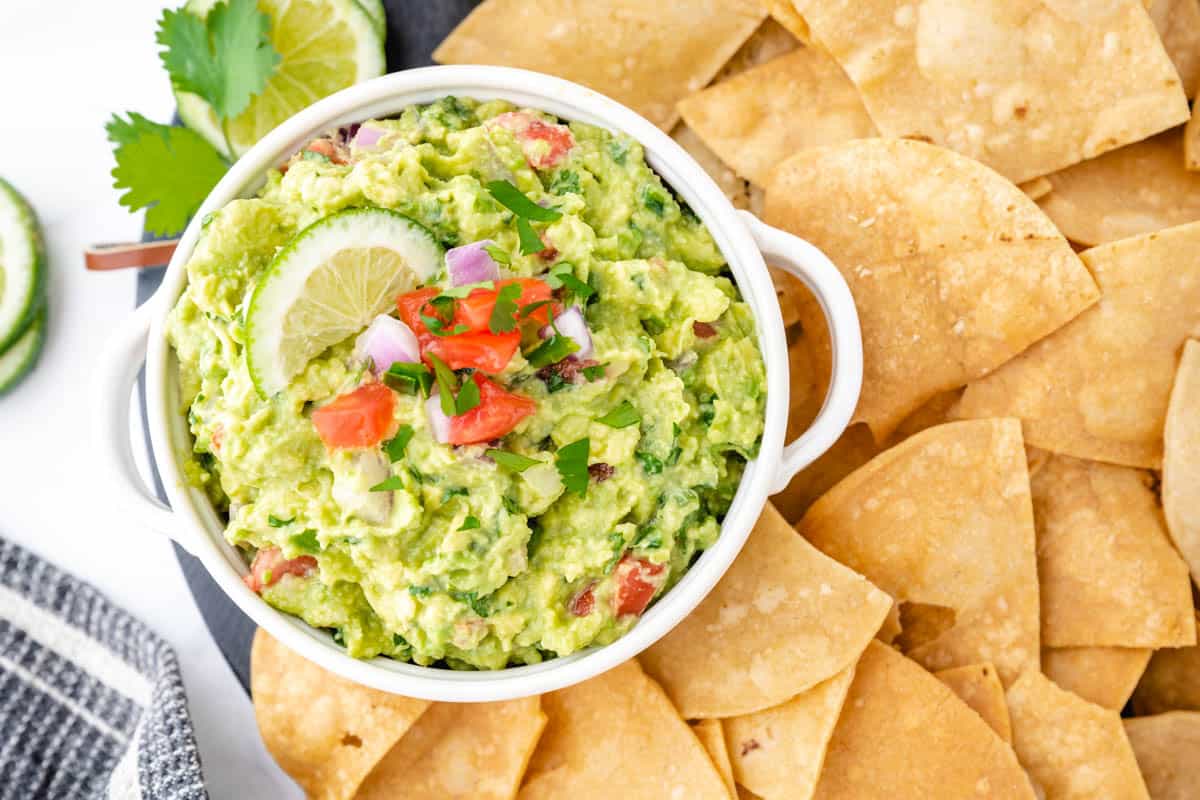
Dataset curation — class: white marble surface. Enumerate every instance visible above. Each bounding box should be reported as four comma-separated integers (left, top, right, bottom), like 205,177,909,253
0,2,301,796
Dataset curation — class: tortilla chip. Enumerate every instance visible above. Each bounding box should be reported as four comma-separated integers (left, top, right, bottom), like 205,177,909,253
250,630,430,800
1163,339,1200,586
737,786,763,800
1151,0,1200,97
517,660,729,799
678,49,876,187
1021,177,1053,201
799,419,1041,686
640,502,891,718
673,123,756,211
1031,453,1195,649
763,0,812,44
432,0,766,130
725,665,855,800
1036,128,1200,246
772,424,879,522
956,221,1200,469
792,0,1189,183
1186,103,1200,170
934,663,1013,743
766,138,1099,440
876,601,902,645
1006,670,1150,800
691,719,736,799
717,17,801,81
1124,712,1200,799
1042,647,1153,711
1131,615,1200,715
356,698,545,800
812,641,1035,799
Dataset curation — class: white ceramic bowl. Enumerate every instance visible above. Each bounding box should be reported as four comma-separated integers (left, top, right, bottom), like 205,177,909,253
93,65,862,702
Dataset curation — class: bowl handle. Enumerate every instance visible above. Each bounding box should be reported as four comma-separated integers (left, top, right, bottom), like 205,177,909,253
92,300,197,555
738,211,863,495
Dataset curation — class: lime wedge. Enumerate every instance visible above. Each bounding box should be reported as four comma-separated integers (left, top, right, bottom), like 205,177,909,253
355,0,386,38
0,177,46,356
246,208,443,396
178,0,385,159
0,306,45,396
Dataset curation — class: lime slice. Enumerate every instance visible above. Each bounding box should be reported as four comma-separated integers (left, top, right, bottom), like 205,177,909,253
354,0,386,38
246,208,443,396
0,177,46,356
0,306,45,396
178,0,385,159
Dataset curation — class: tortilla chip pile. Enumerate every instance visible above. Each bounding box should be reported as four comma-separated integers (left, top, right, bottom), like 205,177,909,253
249,2,1200,797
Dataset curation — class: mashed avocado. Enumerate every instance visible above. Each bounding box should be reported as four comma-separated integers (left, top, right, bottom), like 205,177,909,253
167,97,766,669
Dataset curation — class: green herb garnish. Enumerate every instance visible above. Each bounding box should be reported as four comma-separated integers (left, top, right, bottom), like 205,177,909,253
420,295,469,337
267,515,293,528
526,332,580,368
556,438,590,497
582,363,607,381
383,362,433,395
369,475,404,492
455,375,481,415
382,425,415,462
635,451,664,475
488,281,524,334
460,516,481,531
545,263,595,304
450,590,490,617
289,529,320,554
485,180,562,222
408,585,434,598
427,353,460,417
517,217,544,255
484,244,511,265
486,449,540,472
596,400,641,429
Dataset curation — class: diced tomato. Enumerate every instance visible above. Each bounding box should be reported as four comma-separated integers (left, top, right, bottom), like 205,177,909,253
396,287,442,349
426,330,521,373
211,423,224,452
304,138,348,165
489,112,575,169
446,374,536,445
311,383,396,449
612,555,667,617
455,278,555,330
568,583,596,617
243,547,317,593
693,321,718,339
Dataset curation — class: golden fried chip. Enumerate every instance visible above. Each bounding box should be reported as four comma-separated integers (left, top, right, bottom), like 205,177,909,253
934,663,1012,743
691,719,736,799
766,139,1099,440
673,123,756,211
1042,647,1153,711
717,17,801,80
678,49,876,187
763,0,812,44
250,631,430,800
1031,453,1195,648
640,502,891,718
799,419,1040,685
876,601,902,645
1006,670,1150,800
812,642,1035,799
793,0,1189,182
1131,615,1200,715
1124,712,1200,799
738,786,764,800
1037,129,1200,246
518,660,729,799
725,665,855,800
1021,177,1053,201
1163,339,1200,585
772,424,879,522
432,0,766,130
357,699,545,800
1186,103,1200,169
957,221,1200,468
1151,0,1200,97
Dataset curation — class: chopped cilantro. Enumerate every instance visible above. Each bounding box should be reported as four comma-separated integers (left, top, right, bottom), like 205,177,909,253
382,425,414,462
544,372,570,393
488,281,524,334
267,515,293,528
545,263,595,304
642,317,667,336
526,332,580,368
643,186,667,216
603,531,626,573
517,217,544,255
607,139,631,165
289,529,320,554
582,363,607,381
427,353,460,417
549,169,581,195
519,299,554,319
420,295,469,337
556,438,590,497
455,375,481,415
450,590,490,617
442,487,469,502
484,243,511,265
596,400,641,429
460,516,481,531
486,450,540,472
485,180,562,222
369,475,404,492
383,362,433,395
408,585,434,597
635,451,664,475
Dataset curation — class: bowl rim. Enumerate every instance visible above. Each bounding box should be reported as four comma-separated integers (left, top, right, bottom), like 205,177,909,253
143,65,790,701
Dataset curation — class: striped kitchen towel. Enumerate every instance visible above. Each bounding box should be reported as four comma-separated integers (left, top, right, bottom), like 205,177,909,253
0,538,207,800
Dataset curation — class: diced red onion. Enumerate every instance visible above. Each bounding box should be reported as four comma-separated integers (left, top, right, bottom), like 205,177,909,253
542,306,593,359
446,240,501,286
426,394,452,444
353,125,384,148
355,315,420,376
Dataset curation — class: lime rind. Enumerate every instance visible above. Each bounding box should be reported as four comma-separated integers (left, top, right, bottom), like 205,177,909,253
0,177,46,356
246,208,443,396
354,0,386,38
0,305,46,396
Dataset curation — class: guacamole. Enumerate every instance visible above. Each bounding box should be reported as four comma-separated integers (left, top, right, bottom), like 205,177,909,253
167,97,766,669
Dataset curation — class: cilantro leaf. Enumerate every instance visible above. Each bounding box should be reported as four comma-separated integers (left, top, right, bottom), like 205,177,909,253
486,180,562,222
420,295,469,337
520,300,553,320
460,516,481,531
596,401,641,429
106,113,229,236
517,217,544,255
382,425,415,462
369,475,404,492
546,263,595,304
289,529,320,554
427,353,459,417
556,438,590,497
488,282,524,334
484,244,511,265
526,332,580,367
267,515,294,528
455,376,481,415
156,0,280,123
635,451,664,475
486,449,540,472
450,590,490,617
582,363,607,381
408,585,434,597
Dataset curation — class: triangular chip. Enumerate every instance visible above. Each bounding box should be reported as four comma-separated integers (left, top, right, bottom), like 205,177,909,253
799,419,1041,685
1006,670,1150,800
1187,103,1200,170
1164,339,1200,586
1020,177,1053,201
766,138,1099,440
673,123,757,211
725,665,855,800
432,0,766,130
678,48,876,187
1042,646,1153,711
763,0,812,44
1031,453,1194,648
772,424,879,522
957,221,1200,468
517,660,729,799
250,630,431,800
357,698,545,800
1131,615,1200,715
640,502,891,718
716,17,801,81
934,663,1012,743
812,642,1035,800
1037,128,1200,246
792,0,1189,182
1124,712,1200,799
691,719,736,799
1151,0,1200,98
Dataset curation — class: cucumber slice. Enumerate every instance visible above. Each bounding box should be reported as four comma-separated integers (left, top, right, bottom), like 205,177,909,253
0,305,46,396
246,208,443,396
0,177,46,355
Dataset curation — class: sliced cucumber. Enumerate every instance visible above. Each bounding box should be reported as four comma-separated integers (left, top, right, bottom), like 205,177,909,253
246,208,443,396
0,305,46,396
0,177,46,355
